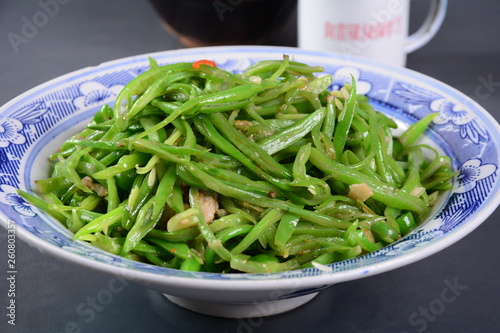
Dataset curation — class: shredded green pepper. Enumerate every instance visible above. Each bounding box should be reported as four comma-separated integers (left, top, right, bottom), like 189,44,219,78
19,56,455,273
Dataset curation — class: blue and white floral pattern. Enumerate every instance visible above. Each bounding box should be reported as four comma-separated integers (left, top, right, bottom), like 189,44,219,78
0,102,50,150
0,47,499,291
216,57,254,74
432,99,489,144
330,66,372,95
0,184,36,217
0,118,26,148
394,82,489,144
74,81,124,110
454,158,497,194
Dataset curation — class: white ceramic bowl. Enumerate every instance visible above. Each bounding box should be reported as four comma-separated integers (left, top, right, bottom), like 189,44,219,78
1,46,499,318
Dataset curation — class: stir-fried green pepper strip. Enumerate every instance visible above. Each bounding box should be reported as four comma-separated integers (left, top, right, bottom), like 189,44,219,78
181,161,352,229
258,107,326,155
114,61,194,130
121,163,173,255
274,211,301,257
399,113,439,148
333,79,357,157
230,208,283,255
188,187,232,262
73,205,125,239
308,147,429,215
208,112,292,179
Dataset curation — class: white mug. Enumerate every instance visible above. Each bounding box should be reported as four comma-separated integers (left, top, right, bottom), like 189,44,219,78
298,0,448,66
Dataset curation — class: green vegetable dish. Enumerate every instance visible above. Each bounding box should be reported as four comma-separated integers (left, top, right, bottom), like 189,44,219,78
20,56,455,274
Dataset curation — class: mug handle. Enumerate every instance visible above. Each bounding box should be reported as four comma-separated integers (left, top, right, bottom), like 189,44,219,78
405,0,448,53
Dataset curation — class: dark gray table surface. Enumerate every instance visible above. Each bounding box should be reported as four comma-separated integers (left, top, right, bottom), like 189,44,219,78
0,1,499,332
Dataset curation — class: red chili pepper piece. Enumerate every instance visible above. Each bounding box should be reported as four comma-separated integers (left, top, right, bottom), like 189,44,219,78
192,59,217,69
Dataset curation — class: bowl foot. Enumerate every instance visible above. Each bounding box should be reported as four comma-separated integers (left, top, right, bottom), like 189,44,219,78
163,292,319,318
